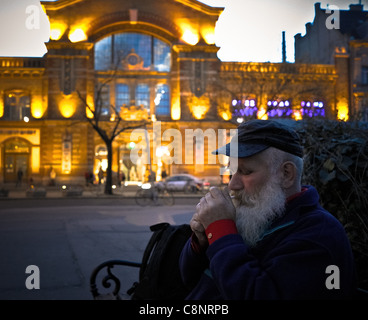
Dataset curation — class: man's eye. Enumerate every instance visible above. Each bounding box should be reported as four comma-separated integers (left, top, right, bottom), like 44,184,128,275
239,169,252,175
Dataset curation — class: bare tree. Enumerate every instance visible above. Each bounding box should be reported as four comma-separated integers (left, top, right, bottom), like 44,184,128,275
78,77,149,195
206,63,335,123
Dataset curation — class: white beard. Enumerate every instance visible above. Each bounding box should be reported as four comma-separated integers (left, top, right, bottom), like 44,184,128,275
231,175,286,247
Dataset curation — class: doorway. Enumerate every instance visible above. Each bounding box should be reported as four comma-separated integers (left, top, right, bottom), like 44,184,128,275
3,139,30,184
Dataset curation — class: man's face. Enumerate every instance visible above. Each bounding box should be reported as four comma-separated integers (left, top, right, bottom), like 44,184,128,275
228,155,271,196
227,154,286,246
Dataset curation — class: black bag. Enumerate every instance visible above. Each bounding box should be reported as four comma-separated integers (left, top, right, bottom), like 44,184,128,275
128,222,193,300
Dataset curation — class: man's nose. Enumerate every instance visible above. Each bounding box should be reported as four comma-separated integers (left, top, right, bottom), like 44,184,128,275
228,173,243,191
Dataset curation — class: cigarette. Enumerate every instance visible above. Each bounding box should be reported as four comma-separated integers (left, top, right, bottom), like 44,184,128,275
230,195,235,199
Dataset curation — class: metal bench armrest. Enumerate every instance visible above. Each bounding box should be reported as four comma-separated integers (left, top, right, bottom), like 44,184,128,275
90,259,141,300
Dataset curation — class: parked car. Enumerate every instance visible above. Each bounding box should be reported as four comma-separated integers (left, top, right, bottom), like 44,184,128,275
155,174,210,193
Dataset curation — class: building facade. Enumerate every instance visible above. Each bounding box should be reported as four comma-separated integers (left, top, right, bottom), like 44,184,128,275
0,0,353,187
295,2,368,121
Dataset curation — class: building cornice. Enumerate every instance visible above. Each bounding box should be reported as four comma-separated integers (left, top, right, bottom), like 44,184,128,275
41,0,84,11
174,0,224,16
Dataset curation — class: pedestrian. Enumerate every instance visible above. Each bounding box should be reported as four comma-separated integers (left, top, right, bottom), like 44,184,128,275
16,168,23,187
85,171,90,186
121,171,126,186
98,167,104,185
179,119,357,299
49,167,56,186
161,169,167,180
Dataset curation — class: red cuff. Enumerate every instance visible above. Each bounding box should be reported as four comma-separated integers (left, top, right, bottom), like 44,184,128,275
205,219,238,245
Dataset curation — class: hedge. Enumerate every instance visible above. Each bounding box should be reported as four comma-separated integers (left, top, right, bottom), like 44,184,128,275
291,119,368,291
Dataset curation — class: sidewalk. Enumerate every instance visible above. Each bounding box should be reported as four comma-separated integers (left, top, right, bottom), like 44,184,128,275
0,183,204,200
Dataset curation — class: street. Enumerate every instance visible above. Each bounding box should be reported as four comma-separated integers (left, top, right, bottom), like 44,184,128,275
0,198,198,300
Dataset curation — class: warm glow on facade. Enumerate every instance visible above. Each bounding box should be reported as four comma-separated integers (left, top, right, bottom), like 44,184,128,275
171,98,181,120
337,102,349,121
59,95,76,118
31,146,40,173
201,26,216,45
293,110,303,121
188,95,210,120
50,22,67,41
69,28,88,43
31,97,44,119
85,95,94,119
257,107,268,120
178,21,200,45
0,98,3,118
220,111,231,121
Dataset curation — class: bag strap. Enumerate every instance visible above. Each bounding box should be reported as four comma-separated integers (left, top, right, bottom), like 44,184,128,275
138,222,170,280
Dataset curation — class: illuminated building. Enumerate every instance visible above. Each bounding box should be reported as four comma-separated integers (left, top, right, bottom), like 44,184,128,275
295,2,368,121
0,0,361,186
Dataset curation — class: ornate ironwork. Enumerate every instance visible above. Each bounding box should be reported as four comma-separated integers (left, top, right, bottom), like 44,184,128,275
90,259,141,300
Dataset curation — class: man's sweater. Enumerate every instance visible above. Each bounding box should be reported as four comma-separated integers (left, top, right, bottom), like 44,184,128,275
179,185,357,299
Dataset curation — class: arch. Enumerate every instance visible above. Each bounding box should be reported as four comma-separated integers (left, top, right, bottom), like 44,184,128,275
87,11,181,43
2,137,32,183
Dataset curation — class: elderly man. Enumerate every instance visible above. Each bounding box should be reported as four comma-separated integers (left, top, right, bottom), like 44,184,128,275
179,119,356,299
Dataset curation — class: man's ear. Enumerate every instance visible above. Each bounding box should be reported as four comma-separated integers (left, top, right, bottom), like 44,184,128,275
280,161,297,189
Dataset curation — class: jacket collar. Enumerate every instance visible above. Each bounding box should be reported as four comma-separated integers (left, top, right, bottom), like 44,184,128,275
260,185,320,240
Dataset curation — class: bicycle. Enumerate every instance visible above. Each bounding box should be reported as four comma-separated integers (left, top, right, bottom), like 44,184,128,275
135,183,174,206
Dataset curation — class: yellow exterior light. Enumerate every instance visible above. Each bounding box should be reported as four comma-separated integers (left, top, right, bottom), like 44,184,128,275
50,22,67,41
0,98,4,118
192,105,207,120
177,20,199,45
201,26,216,45
220,111,231,121
69,28,87,43
292,110,303,121
59,95,76,118
171,97,181,120
31,146,40,173
181,29,200,45
257,107,268,120
31,97,44,119
85,95,94,118
337,101,349,121
188,95,210,120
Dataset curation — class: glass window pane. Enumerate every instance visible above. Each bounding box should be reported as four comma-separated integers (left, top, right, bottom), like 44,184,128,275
153,38,171,72
114,33,152,69
94,36,112,70
155,84,170,116
116,84,130,108
94,32,170,72
95,84,110,116
135,84,150,112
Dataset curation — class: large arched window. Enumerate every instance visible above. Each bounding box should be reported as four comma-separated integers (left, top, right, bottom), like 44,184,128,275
94,32,171,72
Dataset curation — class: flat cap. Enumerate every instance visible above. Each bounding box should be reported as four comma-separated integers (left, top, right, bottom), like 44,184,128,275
212,119,303,158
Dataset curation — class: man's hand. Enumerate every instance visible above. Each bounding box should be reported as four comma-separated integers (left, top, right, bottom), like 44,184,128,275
196,186,236,229
190,211,208,249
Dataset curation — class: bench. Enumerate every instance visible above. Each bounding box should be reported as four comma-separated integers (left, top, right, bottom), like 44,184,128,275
89,221,368,300
26,187,47,198
90,260,141,300
0,188,9,198
61,185,83,197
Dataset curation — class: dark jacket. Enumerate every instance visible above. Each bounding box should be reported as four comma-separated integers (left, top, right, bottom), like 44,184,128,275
179,185,357,299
